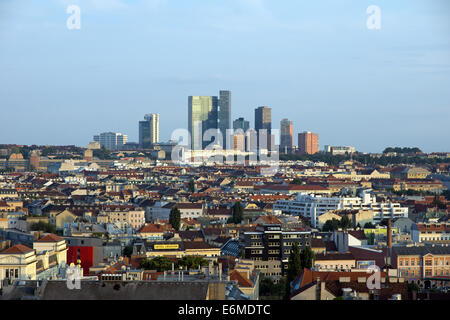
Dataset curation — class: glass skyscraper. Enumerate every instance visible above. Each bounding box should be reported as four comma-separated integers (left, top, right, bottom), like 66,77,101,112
218,90,231,149
188,96,218,150
280,118,293,153
255,106,272,150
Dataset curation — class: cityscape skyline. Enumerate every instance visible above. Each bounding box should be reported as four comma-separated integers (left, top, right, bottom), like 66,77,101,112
0,0,450,305
0,1,449,153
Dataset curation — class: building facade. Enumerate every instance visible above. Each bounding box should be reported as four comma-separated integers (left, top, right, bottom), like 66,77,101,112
298,131,319,155
243,224,311,279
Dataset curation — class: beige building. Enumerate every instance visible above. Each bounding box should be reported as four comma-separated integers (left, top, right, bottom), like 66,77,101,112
97,210,145,230
253,260,282,280
391,166,431,180
50,209,78,229
33,234,68,266
333,169,390,182
0,244,37,288
314,252,356,271
318,209,374,229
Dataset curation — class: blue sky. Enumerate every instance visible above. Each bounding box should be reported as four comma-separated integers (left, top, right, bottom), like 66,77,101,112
0,0,449,152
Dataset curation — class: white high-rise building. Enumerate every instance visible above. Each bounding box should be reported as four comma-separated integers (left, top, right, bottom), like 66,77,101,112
94,132,128,150
140,113,159,148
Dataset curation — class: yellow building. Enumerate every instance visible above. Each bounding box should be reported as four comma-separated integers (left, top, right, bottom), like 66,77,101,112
391,166,431,180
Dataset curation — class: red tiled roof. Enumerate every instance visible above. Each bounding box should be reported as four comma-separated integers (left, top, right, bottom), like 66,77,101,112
230,270,253,287
256,215,282,225
37,234,64,242
0,244,33,254
348,230,367,241
138,223,171,233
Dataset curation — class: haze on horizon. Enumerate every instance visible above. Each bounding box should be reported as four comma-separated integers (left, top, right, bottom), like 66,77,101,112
0,0,449,153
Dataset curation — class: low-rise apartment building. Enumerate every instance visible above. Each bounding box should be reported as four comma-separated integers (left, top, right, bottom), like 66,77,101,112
393,244,450,286
274,191,408,227
411,223,450,243
97,210,145,230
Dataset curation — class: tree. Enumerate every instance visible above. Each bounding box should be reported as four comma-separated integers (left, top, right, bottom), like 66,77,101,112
285,242,302,299
432,195,447,210
30,221,56,234
169,207,181,231
259,277,275,296
231,202,244,224
322,218,340,232
443,189,450,201
139,257,173,272
188,179,196,193
407,282,419,292
177,256,208,270
364,222,375,229
123,245,133,258
300,246,314,270
93,146,113,160
339,215,353,229
367,232,375,245
291,178,303,185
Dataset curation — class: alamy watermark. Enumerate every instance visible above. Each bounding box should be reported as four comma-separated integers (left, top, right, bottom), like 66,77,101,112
366,5,381,30
170,128,280,175
366,265,381,290
66,5,81,30
66,264,82,290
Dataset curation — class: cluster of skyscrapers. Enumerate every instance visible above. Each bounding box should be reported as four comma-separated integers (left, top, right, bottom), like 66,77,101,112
188,91,231,150
92,89,319,154
187,90,319,155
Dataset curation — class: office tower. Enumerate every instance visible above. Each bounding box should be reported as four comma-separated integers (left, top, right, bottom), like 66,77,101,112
232,133,245,152
139,113,159,149
218,90,231,149
233,117,250,132
188,96,218,150
94,132,128,150
280,118,293,153
298,131,319,155
148,113,159,146
255,106,272,150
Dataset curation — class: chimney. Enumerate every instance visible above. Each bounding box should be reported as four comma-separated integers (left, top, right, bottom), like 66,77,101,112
315,277,321,300
387,219,392,249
